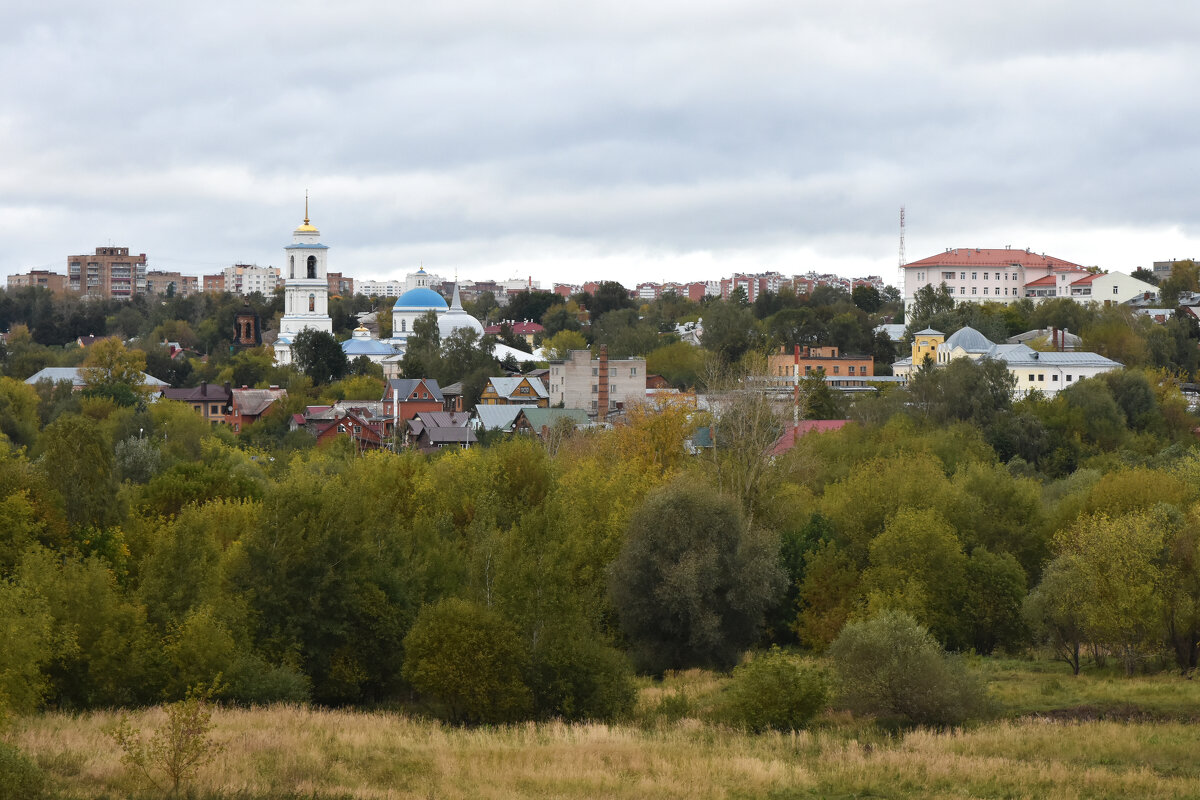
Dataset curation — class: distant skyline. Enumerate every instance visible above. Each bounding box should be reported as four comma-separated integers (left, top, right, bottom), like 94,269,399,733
3,2,1200,288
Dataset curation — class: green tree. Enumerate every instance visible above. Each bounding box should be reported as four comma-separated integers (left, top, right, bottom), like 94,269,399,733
609,476,786,673
1023,559,1085,674
542,329,588,362
81,337,151,405
1050,510,1167,675
291,329,348,385
646,341,707,390
35,413,119,531
402,598,532,724
0,581,55,713
398,311,441,378
587,281,635,320
851,284,882,313
861,508,968,648
18,548,159,707
702,300,761,363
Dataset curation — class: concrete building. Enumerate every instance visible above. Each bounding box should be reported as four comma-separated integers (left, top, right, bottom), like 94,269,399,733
548,346,646,419
902,247,1087,306
327,272,354,296
7,270,67,293
223,264,280,296
145,270,199,298
766,345,874,381
203,274,226,293
358,279,405,298
1068,272,1159,304
67,246,147,298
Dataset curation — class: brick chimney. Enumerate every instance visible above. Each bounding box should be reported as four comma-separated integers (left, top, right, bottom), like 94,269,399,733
597,344,609,420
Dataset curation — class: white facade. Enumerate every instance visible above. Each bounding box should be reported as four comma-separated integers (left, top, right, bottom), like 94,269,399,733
891,326,1121,397
274,214,333,365
1070,272,1159,305
405,268,444,293
358,279,406,298
223,264,280,296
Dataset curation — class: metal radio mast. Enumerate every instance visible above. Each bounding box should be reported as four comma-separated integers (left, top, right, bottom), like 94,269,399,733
898,205,907,293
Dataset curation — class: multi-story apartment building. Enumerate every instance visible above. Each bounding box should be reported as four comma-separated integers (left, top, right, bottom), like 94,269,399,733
67,247,147,298
145,270,199,298
719,272,788,303
327,272,355,296
7,270,68,293
767,345,875,381
222,264,280,296
203,274,226,293
548,346,646,419
902,247,1089,306
357,279,405,298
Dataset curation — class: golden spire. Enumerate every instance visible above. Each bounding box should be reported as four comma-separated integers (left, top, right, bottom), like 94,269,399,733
294,191,318,233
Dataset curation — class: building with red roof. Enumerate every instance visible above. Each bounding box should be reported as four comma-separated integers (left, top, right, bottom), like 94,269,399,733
902,247,1089,305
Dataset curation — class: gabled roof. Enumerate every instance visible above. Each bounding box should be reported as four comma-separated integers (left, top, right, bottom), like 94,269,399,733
231,387,287,417
475,404,539,431
1070,273,1100,285
913,328,943,336
1024,275,1058,287
412,411,472,429
487,376,549,400
24,366,169,387
162,383,231,403
386,378,444,403
517,407,589,430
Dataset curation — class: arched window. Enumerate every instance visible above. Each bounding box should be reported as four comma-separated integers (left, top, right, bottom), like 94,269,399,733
401,319,407,332
289,255,295,279
307,256,317,279
309,293,315,312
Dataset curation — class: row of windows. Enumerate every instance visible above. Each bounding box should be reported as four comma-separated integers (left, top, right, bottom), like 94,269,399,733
1027,373,1075,383
956,287,1016,296
921,271,1020,282
776,364,868,376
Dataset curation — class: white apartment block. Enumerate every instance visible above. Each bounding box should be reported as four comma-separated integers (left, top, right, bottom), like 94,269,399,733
548,349,647,418
223,264,280,296
358,279,406,298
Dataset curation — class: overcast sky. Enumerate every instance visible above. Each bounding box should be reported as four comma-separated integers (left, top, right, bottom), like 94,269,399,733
3,1,1199,288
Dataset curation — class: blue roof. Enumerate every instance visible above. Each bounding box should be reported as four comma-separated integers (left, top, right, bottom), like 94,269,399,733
341,338,398,356
284,243,329,250
393,287,448,309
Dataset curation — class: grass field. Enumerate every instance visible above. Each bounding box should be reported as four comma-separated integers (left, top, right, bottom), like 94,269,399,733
10,660,1200,800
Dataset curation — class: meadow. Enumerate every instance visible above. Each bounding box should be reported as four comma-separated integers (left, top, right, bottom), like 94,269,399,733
11,660,1200,800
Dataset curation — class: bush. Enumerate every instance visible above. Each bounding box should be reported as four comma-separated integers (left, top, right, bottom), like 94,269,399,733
0,741,47,800
402,598,532,724
720,647,829,732
827,611,987,727
529,631,637,722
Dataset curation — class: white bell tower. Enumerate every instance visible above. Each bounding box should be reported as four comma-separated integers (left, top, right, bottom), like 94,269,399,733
274,196,334,365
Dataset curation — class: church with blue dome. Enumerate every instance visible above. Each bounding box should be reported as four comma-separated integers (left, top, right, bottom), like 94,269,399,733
390,269,484,349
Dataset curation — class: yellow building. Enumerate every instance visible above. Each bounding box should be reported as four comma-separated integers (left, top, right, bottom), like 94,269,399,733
911,327,944,367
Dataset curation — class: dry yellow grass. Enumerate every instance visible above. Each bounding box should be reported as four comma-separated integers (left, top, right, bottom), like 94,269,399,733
12,706,1200,799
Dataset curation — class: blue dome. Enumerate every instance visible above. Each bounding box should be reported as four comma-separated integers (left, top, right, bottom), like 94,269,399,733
393,287,448,309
